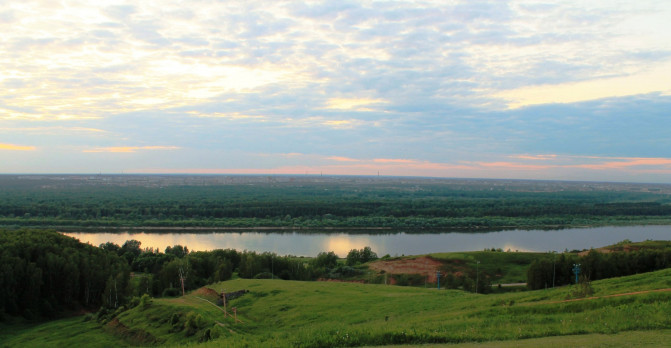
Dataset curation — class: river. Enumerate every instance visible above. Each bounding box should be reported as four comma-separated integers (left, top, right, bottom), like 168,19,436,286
61,225,671,257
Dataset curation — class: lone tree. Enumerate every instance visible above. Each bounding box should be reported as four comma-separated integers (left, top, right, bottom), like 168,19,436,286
178,258,190,296
346,246,378,266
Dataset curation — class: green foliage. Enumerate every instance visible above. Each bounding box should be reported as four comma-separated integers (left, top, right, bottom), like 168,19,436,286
2,177,671,229
139,294,151,309
162,288,180,297
4,267,671,347
526,244,671,290
184,311,205,337
0,229,129,319
346,246,378,266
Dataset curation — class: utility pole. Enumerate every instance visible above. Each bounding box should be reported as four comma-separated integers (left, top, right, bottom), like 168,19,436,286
572,263,581,284
475,260,480,294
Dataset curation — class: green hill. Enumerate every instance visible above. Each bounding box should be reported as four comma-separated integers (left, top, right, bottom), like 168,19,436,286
3,267,670,347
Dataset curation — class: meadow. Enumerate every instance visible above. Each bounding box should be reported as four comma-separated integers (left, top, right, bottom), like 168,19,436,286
3,267,670,347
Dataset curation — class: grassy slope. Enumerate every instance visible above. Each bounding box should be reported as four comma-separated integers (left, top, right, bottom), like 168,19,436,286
428,250,545,284
6,268,668,347
0,316,127,348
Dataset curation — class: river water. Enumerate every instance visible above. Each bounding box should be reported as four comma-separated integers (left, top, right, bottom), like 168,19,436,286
62,225,671,257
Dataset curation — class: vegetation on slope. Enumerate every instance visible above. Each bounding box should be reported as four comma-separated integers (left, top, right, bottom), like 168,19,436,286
3,268,669,347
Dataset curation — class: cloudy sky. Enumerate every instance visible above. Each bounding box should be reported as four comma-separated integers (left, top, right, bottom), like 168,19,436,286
2,0,671,183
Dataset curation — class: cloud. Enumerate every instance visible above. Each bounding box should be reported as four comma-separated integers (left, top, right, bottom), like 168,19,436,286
0,143,36,151
83,146,180,153
323,98,388,111
495,60,671,108
511,154,559,161
0,127,106,134
2,1,671,182
326,156,360,162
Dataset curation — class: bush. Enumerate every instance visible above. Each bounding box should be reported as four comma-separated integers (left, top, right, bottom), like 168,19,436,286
393,274,425,286
253,272,274,279
162,288,181,297
139,294,152,309
184,311,205,336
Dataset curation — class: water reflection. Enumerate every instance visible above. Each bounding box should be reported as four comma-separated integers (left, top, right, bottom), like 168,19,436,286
63,226,671,257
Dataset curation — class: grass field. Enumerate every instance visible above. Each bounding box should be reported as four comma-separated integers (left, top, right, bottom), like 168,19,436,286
3,267,669,347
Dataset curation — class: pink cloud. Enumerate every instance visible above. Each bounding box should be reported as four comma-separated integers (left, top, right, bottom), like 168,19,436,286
83,146,180,153
512,154,559,161
373,158,418,164
326,156,360,162
476,161,554,170
129,155,671,180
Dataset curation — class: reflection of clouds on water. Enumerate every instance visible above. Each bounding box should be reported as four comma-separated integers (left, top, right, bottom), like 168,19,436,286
63,226,671,257
324,235,373,257
501,244,534,253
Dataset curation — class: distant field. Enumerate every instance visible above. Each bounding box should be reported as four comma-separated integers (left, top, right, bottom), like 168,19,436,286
2,175,671,229
3,267,669,347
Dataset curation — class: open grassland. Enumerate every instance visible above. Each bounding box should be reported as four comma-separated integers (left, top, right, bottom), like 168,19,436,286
380,330,671,348
0,316,127,348
4,268,670,347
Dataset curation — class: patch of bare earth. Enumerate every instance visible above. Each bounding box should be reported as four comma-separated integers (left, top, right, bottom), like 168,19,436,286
369,256,444,282
192,287,220,302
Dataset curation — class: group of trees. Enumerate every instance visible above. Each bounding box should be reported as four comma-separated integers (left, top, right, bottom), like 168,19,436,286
0,229,129,319
0,229,382,321
527,246,671,290
346,246,378,266
2,180,671,228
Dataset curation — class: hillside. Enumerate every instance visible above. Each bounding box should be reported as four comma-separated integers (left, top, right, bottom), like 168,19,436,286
3,268,670,347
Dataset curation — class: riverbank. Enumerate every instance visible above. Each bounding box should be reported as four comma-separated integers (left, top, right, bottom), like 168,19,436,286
4,216,671,233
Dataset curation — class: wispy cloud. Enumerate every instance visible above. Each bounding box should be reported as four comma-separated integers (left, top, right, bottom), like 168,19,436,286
0,143,36,151
326,156,360,162
83,146,180,153
323,98,388,111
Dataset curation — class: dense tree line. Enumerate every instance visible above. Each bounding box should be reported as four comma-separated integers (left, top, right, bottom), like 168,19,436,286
526,246,671,290
0,229,129,319
1,180,670,228
1,229,378,321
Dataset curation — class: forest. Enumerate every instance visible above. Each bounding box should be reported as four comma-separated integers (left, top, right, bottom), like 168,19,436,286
1,175,671,229
0,229,378,320
3,229,670,322
526,241,671,290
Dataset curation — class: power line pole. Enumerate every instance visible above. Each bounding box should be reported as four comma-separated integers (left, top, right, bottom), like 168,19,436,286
475,260,480,294
572,263,581,284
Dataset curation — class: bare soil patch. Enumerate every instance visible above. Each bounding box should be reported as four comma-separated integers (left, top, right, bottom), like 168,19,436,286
369,256,444,282
192,287,220,301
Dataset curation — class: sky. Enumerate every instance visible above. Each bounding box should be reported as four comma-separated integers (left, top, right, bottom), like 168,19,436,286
1,0,671,183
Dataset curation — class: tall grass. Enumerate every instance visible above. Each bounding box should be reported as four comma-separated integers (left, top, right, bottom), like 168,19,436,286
3,268,670,347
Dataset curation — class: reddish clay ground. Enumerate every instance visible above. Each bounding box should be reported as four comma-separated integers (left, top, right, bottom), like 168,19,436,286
368,256,444,282
192,287,220,301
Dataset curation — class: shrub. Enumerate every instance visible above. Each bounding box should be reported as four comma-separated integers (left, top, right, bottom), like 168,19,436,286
162,288,181,297
139,294,152,309
184,311,205,336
